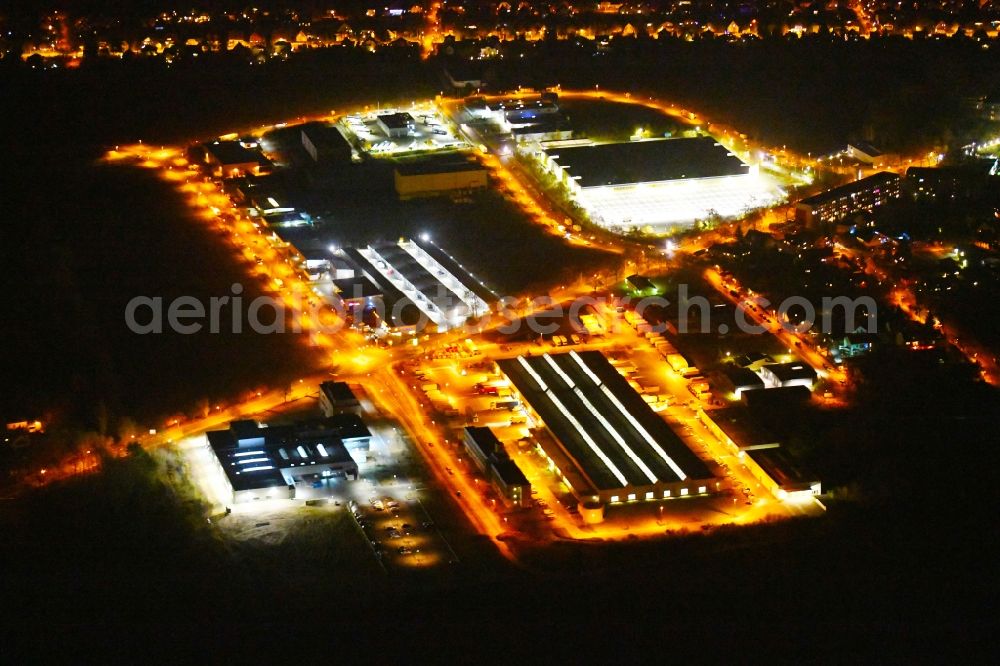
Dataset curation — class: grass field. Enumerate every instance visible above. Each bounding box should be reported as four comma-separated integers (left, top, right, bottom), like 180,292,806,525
558,98,687,143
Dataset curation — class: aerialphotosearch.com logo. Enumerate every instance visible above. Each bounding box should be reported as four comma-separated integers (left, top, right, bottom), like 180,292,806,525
124,282,878,337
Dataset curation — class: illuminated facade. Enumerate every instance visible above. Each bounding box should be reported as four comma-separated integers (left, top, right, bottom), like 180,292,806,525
200,140,271,179
541,137,780,230
462,427,531,508
795,172,901,227
206,415,371,504
376,111,416,138
758,362,818,390
740,447,822,501
393,158,488,199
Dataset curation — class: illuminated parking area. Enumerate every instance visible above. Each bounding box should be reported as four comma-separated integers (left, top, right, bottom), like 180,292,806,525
340,105,468,156
498,351,716,507
578,173,783,229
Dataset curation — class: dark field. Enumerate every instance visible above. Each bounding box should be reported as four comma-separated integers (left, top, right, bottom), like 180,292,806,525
559,98,686,142
0,157,323,431
1,414,992,657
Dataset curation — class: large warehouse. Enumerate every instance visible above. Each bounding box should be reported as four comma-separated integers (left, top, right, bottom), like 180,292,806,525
498,351,716,516
205,415,372,504
394,156,488,199
540,137,781,229
355,238,494,331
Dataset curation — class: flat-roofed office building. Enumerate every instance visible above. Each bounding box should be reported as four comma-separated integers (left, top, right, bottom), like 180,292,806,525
795,172,901,227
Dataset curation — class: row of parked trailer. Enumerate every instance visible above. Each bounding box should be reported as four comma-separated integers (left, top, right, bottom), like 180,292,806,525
622,306,713,401
622,310,696,374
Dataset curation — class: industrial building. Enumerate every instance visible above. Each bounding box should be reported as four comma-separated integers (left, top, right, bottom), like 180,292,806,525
721,365,766,399
205,414,372,504
298,251,330,282
329,273,399,330
227,173,286,208
393,156,488,199
501,99,570,142
223,172,314,228
795,172,901,227
701,407,821,501
296,246,355,282
199,140,272,178
831,332,878,361
498,351,716,517
758,362,818,390
540,137,780,229
332,274,384,306
319,381,361,416
340,108,462,156
512,121,573,144
462,427,531,508
300,122,352,163
464,97,562,127
742,447,821,501
355,238,493,331
246,193,311,228
334,239,494,332
847,141,884,165
702,407,781,454
376,112,415,138
462,95,572,143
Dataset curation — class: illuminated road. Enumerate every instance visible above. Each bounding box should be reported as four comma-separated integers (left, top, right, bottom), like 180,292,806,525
421,2,442,58
360,367,517,561
839,244,1000,386
704,267,848,392
849,0,874,36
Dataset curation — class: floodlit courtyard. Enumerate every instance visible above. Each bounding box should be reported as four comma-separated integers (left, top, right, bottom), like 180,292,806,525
579,173,784,230
341,104,468,156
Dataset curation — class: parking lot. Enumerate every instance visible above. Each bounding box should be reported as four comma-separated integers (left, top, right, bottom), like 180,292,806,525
341,105,467,156
347,476,459,570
